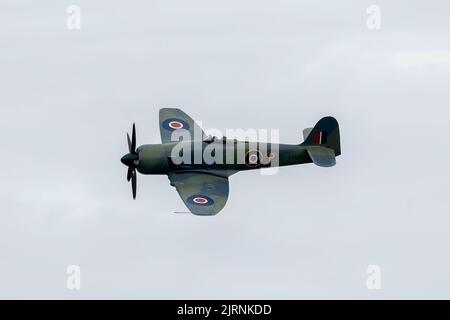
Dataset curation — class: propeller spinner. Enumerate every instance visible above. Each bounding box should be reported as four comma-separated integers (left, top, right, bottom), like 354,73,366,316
121,123,139,199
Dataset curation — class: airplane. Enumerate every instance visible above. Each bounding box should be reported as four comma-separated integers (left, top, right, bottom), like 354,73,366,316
120,108,341,215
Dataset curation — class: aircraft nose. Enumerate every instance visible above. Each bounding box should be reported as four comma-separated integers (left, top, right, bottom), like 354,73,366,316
121,153,138,166
120,154,128,166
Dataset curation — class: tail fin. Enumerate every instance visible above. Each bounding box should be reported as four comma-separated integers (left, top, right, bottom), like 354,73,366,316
301,116,341,167
302,116,340,155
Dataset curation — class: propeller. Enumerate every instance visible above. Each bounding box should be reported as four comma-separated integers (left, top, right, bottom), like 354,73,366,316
121,123,139,199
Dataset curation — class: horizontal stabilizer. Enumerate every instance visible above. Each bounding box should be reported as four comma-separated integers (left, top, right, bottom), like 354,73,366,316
303,128,313,141
307,146,336,167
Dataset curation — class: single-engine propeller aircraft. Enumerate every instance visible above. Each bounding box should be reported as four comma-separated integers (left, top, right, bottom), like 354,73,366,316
121,108,341,215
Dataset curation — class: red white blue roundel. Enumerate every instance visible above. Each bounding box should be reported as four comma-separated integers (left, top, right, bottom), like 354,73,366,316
187,195,214,206
245,150,262,167
162,118,190,131
169,121,183,129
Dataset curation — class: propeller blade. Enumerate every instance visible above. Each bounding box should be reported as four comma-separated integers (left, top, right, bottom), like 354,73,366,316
123,123,138,199
127,133,132,153
127,166,133,181
131,170,137,199
131,123,136,154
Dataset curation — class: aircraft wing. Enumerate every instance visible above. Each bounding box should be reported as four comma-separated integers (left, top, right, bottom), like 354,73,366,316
159,108,206,143
167,171,229,215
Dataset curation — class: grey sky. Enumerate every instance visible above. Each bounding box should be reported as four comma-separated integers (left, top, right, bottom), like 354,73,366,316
1,0,450,299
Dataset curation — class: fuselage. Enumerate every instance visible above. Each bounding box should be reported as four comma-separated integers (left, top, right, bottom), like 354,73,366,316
135,139,312,176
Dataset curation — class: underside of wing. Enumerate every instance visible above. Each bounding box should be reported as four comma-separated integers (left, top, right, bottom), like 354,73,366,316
167,171,229,216
159,108,206,144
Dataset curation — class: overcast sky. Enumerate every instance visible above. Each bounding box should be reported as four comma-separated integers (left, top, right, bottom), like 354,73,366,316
1,0,450,299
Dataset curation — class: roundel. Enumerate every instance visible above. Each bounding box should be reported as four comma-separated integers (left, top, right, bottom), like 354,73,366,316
245,149,262,167
187,195,215,206
168,121,183,129
162,118,190,131
249,154,258,164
